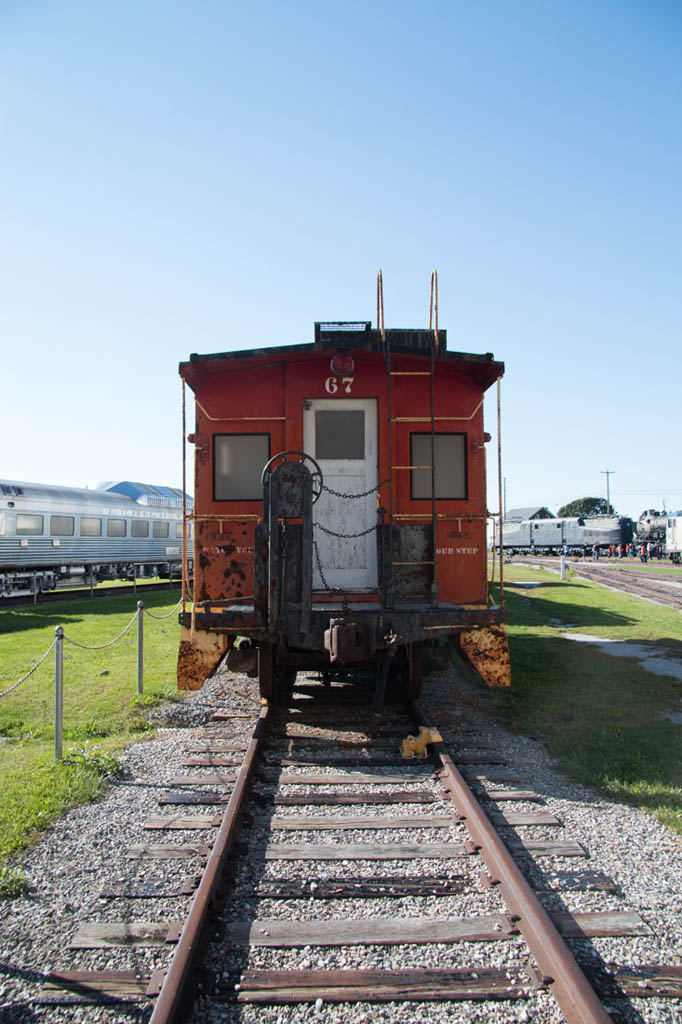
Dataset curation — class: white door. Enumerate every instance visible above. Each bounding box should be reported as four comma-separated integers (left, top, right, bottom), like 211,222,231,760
303,398,378,590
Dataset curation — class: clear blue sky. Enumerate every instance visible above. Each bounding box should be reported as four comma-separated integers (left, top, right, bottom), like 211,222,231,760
2,0,680,521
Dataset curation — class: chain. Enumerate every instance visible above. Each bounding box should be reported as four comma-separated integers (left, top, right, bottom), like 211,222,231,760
63,610,139,650
313,538,348,595
144,596,184,620
0,639,56,699
314,521,378,540
321,478,389,500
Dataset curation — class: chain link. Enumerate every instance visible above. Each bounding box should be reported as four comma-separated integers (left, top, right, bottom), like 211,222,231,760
321,478,389,500
0,639,56,699
314,521,378,540
63,610,140,650
313,539,345,594
144,596,184,620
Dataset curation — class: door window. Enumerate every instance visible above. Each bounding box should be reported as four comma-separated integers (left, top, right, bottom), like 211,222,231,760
315,410,365,459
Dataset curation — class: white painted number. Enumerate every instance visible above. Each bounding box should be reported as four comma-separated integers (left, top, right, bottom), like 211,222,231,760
324,376,354,394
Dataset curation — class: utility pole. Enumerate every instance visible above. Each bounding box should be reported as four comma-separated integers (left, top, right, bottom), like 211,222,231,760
601,470,614,513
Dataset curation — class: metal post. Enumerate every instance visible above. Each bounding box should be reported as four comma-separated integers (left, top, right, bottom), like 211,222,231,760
560,554,567,580
33,574,37,606
54,626,63,762
137,601,144,695
89,571,94,599
133,565,137,595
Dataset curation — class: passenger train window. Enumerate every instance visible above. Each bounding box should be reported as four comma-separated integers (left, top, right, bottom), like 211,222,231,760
131,520,150,537
214,434,270,501
107,518,126,537
80,517,102,536
176,522,183,538
50,515,75,536
16,513,43,535
153,521,169,538
410,433,467,500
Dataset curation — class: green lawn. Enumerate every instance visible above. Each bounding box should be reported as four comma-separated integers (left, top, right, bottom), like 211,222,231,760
0,592,184,870
495,564,682,835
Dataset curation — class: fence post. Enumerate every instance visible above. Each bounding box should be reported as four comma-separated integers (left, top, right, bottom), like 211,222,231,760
54,626,63,762
137,601,144,695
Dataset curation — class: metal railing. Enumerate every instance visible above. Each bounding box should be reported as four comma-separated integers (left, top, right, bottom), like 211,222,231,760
1,597,183,761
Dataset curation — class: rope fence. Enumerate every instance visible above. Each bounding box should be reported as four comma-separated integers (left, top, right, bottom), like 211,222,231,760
0,599,184,761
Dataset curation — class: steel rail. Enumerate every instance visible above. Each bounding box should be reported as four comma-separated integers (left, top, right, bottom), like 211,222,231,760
149,704,270,1024
410,699,612,1024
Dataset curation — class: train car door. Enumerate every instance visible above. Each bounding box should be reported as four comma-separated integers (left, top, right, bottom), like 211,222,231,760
303,398,378,590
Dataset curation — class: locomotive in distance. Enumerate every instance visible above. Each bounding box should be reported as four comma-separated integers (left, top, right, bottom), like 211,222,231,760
0,479,192,597
501,505,682,561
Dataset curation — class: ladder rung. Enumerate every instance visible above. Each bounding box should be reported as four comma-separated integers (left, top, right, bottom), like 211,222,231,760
391,561,434,566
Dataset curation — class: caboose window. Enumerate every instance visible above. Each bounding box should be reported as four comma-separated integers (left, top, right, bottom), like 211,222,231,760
131,520,149,537
16,514,43,535
80,517,102,536
315,410,364,459
153,521,169,538
410,433,467,500
50,515,75,536
107,518,126,537
214,434,270,501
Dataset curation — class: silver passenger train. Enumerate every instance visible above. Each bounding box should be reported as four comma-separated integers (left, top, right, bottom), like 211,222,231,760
0,479,192,596
501,514,633,555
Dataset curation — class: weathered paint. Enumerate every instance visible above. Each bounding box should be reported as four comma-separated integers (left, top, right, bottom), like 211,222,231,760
179,325,506,694
195,521,255,603
177,625,229,691
457,625,511,688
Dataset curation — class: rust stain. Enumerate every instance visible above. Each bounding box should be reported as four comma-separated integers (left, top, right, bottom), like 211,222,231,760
457,625,511,688
177,627,229,691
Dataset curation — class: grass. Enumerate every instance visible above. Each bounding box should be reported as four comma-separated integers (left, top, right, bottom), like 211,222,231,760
493,563,682,836
0,592,184,872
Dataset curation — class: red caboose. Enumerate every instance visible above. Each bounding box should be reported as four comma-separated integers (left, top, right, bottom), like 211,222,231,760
178,317,509,712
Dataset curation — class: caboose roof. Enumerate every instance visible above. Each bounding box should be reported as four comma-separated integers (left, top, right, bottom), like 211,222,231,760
180,322,504,392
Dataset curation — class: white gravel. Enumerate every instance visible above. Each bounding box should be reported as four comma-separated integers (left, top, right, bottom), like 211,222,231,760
0,659,681,1024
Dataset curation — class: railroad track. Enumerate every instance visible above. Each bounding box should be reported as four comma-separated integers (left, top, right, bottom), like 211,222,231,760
510,556,682,612
34,673,682,1022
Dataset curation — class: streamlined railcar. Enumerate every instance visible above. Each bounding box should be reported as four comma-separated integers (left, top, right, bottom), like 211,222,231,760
0,480,191,595
501,514,632,554
178,317,510,714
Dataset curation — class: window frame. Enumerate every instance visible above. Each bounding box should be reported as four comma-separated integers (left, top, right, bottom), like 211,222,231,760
409,431,468,501
131,519,150,538
152,521,169,539
213,432,271,502
106,518,127,538
80,516,102,537
50,515,75,537
16,513,44,536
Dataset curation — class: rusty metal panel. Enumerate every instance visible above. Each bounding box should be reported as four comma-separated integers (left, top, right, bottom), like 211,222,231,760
457,624,511,688
379,525,432,600
177,625,229,691
195,520,254,603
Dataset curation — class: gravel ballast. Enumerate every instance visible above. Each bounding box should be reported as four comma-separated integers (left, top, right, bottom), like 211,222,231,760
1,662,681,1023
